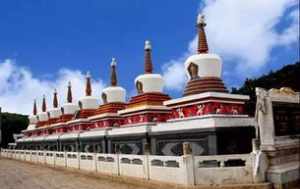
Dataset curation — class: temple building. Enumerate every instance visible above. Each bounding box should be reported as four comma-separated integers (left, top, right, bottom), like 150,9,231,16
18,14,256,156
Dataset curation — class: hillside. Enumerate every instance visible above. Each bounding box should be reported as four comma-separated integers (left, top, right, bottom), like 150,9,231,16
232,61,300,115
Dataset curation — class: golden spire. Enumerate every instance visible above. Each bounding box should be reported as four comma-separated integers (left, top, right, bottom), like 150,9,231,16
110,58,117,86
67,81,72,103
85,72,92,96
144,40,153,73
197,14,209,54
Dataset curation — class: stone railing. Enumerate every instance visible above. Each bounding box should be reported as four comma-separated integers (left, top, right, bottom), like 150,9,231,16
194,154,254,185
0,149,263,186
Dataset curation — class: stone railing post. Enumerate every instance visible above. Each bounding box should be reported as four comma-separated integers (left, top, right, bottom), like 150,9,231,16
182,142,195,186
144,142,150,180
115,144,120,176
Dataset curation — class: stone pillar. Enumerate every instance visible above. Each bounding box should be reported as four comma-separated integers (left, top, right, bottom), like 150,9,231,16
256,88,276,150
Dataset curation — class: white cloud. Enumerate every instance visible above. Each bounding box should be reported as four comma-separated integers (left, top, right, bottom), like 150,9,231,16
162,0,299,91
162,57,187,91
0,59,105,115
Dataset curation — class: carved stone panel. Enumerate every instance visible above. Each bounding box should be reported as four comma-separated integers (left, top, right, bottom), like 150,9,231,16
273,102,300,136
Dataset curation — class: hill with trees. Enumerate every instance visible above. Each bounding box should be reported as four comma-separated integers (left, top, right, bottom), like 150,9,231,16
232,61,300,115
0,112,28,148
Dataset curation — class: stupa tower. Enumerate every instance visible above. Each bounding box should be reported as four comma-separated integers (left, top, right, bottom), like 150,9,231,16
60,82,79,122
88,58,126,130
110,41,170,154
118,40,170,125
48,89,62,124
37,95,49,127
78,72,99,118
26,100,38,130
183,14,227,96
134,40,165,94
100,58,126,104
151,14,254,156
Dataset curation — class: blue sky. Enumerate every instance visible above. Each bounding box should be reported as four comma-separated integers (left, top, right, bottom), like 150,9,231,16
0,0,299,114
0,0,197,85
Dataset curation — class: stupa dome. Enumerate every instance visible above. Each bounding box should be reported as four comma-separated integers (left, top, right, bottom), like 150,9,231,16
184,53,222,79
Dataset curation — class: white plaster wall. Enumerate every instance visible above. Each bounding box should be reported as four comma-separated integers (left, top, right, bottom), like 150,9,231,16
153,115,254,133
184,54,222,79
102,87,126,103
108,125,150,137
135,74,164,93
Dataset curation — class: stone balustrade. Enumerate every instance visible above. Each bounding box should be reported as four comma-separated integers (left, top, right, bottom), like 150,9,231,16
1,149,262,186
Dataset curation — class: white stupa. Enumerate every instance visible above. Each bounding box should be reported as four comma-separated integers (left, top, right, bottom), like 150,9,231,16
27,100,38,130
184,14,222,79
101,58,126,103
48,89,62,119
78,72,99,109
183,14,227,96
37,95,49,122
62,82,79,115
134,40,164,94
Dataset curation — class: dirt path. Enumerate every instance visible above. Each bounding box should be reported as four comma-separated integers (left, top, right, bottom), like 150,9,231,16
0,158,156,189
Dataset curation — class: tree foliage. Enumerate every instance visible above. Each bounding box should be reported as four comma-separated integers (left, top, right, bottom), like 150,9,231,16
0,112,29,148
232,61,300,116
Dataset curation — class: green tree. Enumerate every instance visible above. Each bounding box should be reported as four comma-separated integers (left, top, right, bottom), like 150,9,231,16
233,61,300,115
0,112,29,148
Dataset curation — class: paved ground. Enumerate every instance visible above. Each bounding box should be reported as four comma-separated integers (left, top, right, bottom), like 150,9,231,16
0,158,156,189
